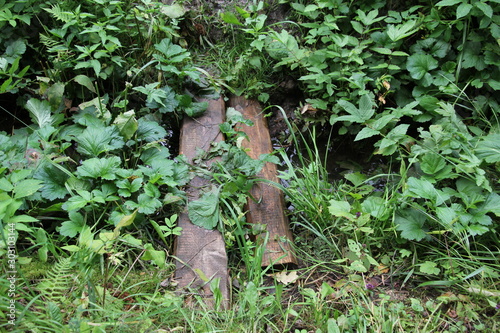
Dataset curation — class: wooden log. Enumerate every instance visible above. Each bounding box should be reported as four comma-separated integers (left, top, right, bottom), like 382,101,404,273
228,96,297,267
174,96,229,308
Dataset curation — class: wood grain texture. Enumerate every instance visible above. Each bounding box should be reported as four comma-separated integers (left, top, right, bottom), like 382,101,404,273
228,95,297,266
174,96,229,308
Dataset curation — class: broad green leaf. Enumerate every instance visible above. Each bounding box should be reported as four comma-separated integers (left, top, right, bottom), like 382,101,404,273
0,178,13,192
160,4,185,18
420,261,440,275
420,152,447,175
362,196,391,220
13,179,43,199
113,110,138,140
143,243,166,268
34,164,69,200
406,177,437,201
435,0,461,6
328,199,353,219
76,156,121,180
407,54,438,80
355,127,379,141
184,101,208,117
188,187,220,229
113,209,137,238
74,74,96,93
475,134,500,163
136,118,167,142
9,215,39,223
125,194,162,215
344,172,367,187
75,125,124,156
395,208,428,241
221,12,243,26
25,98,53,128
5,39,26,57
63,192,91,211
335,94,375,123
456,2,472,19
60,211,85,237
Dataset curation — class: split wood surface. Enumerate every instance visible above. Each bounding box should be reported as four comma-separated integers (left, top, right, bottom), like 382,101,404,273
174,96,230,308
228,95,297,266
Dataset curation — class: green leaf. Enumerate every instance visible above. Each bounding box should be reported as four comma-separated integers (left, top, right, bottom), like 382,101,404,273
74,74,96,93
335,94,375,124
456,2,472,19
136,118,167,142
76,156,121,180
407,54,438,80
355,127,379,141
60,211,85,237
143,243,166,268
420,261,440,275
126,194,162,214
420,152,447,175
184,101,208,117
475,134,500,163
25,98,54,128
406,177,437,201
435,0,462,6
328,199,353,219
160,3,186,19
362,196,391,220
113,210,137,238
13,179,43,199
75,125,124,157
34,164,69,200
395,208,428,241
188,187,220,229
113,110,138,140
63,191,92,211
220,12,243,26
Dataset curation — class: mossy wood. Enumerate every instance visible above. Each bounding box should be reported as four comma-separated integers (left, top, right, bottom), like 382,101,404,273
228,96,297,266
174,96,229,308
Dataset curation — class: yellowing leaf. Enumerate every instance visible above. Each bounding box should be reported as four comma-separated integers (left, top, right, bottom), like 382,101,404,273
273,270,299,285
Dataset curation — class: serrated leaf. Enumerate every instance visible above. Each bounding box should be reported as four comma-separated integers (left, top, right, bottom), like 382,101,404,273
395,208,428,241
136,118,167,142
188,187,220,229
420,261,440,275
435,0,461,6
328,199,353,219
34,164,69,200
142,243,165,268
362,196,391,220
475,134,500,163
63,192,91,211
420,152,447,175
335,94,375,123
76,156,121,180
355,127,379,141
407,177,437,201
75,125,124,156
407,54,438,80
13,179,43,199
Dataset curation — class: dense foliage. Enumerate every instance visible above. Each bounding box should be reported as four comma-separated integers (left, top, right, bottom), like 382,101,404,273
1,0,499,332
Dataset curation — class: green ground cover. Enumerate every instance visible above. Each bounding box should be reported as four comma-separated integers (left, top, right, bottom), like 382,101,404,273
1,0,499,331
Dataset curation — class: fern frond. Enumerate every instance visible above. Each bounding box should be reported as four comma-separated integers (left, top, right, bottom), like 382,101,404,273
44,4,75,23
37,257,75,304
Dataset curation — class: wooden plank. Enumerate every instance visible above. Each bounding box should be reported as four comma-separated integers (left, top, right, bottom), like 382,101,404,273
174,96,229,308
228,96,297,266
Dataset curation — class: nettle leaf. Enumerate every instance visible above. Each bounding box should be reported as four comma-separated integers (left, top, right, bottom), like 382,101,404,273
406,54,438,80
334,94,375,124
75,125,124,157
136,118,167,142
76,156,121,180
475,134,500,163
395,208,429,241
188,187,220,229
